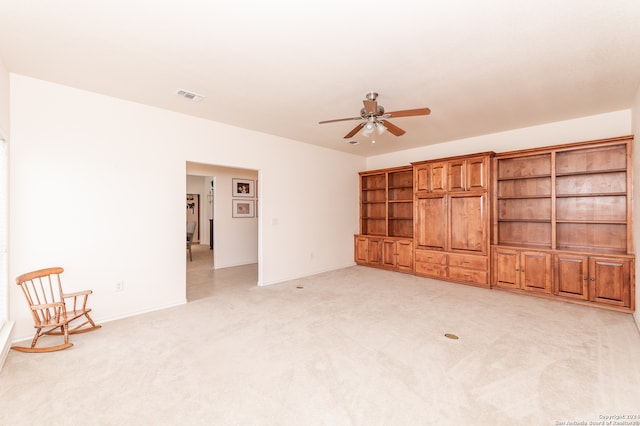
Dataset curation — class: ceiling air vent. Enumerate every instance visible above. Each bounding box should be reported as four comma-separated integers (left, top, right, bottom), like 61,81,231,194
176,89,205,102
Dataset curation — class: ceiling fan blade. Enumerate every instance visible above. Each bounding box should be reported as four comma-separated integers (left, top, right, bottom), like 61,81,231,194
385,107,431,118
319,116,362,124
344,123,365,138
381,120,406,136
363,99,377,114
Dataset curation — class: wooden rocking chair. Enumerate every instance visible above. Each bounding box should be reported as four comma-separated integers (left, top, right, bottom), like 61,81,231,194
12,267,101,353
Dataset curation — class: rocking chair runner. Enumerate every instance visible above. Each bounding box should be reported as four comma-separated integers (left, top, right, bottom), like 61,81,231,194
12,267,101,353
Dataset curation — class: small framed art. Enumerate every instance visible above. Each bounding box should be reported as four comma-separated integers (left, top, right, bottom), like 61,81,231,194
232,178,254,197
232,199,255,218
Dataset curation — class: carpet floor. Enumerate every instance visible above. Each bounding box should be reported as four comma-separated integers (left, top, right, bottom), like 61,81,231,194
1,244,639,425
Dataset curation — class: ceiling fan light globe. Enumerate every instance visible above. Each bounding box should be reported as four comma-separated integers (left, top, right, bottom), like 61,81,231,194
376,122,387,135
362,123,375,136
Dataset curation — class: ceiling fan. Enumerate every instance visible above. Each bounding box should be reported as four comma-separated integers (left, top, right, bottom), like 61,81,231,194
319,92,431,139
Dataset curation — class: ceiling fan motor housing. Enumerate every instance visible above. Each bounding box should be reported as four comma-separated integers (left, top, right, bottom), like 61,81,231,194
360,106,385,118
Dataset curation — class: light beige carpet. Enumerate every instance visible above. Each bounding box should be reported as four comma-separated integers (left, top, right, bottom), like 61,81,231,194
1,244,639,425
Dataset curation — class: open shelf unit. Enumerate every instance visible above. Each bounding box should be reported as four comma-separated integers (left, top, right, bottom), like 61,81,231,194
359,166,414,238
494,140,632,254
492,136,634,312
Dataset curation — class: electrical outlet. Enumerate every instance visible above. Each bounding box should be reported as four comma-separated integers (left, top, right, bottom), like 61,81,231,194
116,281,124,292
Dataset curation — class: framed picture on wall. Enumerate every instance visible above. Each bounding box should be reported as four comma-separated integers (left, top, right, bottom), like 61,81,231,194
232,199,255,218
232,178,254,197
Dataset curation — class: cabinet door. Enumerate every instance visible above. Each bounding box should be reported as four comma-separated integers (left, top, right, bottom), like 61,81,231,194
382,239,397,269
447,159,466,192
554,254,589,300
493,248,519,289
354,236,369,264
449,193,487,253
396,240,414,272
589,257,631,307
367,238,382,265
520,251,552,293
415,194,447,250
414,164,429,192
429,162,447,192
467,156,488,190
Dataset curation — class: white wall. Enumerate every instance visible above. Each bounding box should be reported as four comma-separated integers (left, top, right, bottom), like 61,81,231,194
9,74,363,340
0,59,9,371
187,164,260,269
0,58,8,136
632,84,640,330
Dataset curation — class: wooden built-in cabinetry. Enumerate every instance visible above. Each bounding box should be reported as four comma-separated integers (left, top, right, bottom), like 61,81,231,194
413,153,493,287
355,167,414,273
354,136,635,312
493,248,552,294
492,136,635,312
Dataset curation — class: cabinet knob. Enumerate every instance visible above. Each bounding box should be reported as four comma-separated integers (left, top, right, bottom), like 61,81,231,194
583,277,589,281
515,268,519,272
590,278,596,282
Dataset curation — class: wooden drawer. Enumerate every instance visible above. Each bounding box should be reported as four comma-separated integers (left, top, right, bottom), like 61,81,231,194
415,250,447,265
448,253,487,270
449,267,488,285
415,262,448,278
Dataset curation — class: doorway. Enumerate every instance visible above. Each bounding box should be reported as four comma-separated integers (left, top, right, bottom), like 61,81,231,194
185,162,260,300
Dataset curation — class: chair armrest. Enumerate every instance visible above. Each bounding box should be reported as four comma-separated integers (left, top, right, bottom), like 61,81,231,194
62,290,92,298
31,302,66,311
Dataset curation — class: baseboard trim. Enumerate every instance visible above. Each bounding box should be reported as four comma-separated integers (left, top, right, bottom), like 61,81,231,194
10,300,187,344
259,263,357,287
90,300,188,327
0,321,15,373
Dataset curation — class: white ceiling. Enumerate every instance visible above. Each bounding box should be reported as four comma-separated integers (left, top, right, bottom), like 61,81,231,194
1,1,640,157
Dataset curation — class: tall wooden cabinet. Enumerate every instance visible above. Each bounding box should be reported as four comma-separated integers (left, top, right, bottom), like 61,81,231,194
413,153,493,287
492,136,635,312
355,166,414,273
